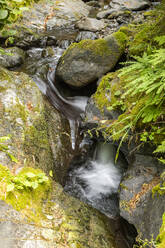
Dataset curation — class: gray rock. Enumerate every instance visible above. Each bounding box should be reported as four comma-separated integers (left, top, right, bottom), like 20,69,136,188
86,1,101,7
109,0,150,11
97,9,115,19
119,154,165,240
55,31,127,88
0,47,25,68
76,17,106,32
76,31,98,42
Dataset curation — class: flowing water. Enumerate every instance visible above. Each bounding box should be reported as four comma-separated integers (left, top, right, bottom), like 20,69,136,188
18,44,137,248
64,142,124,218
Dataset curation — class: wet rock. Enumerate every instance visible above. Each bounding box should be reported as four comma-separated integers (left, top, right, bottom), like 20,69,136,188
119,154,165,240
5,0,90,48
85,96,121,123
76,31,98,42
76,17,106,32
109,0,150,11
0,47,25,68
55,31,127,88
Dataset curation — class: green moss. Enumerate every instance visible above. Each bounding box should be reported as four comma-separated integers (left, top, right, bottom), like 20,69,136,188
156,213,165,248
152,183,165,197
24,110,54,172
113,31,128,50
67,38,114,57
94,72,126,114
127,5,165,55
0,163,51,223
94,73,114,112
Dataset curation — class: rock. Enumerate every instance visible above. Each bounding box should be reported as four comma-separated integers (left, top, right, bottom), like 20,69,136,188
108,10,132,19
76,17,106,32
86,1,101,7
0,66,72,184
97,9,115,19
76,31,98,42
0,47,25,68
0,180,117,248
119,154,165,240
55,31,127,88
4,0,90,48
84,96,121,124
109,0,150,11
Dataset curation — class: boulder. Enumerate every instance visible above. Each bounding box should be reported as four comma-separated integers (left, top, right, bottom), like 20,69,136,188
75,17,106,32
119,154,165,240
55,31,127,88
3,0,90,48
109,0,150,11
0,66,72,184
0,47,25,68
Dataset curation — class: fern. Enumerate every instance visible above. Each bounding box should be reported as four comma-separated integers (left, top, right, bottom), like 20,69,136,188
99,45,165,163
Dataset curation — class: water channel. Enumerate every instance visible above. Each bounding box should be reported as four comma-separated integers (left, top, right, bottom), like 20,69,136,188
17,44,137,248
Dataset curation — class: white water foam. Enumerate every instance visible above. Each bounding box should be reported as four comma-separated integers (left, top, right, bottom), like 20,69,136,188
76,144,121,199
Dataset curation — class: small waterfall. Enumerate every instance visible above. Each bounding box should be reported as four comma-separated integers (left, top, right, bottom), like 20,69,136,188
64,142,124,218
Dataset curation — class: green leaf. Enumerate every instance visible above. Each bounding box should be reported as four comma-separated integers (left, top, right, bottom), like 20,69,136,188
7,184,15,192
49,170,53,177
0,9,8,20
114,90,121,97
25,172,36,178
31,182,38,189
7,152,18,163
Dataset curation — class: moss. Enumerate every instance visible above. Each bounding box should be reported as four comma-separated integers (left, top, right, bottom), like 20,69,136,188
152,183,165,196
156,213,165,248
66,38,114,57
113,31,128,50
127,5,165,55
0,163,51,223
94,71,126,114
24,110,54,172
94,73,114,112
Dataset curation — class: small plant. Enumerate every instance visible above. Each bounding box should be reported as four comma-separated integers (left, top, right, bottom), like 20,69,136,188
0,0,39,38
0,136,18,162
0,164,51,222
133,237,156,248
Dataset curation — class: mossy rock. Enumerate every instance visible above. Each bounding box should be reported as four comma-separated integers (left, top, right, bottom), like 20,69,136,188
0,47,25,68
0,67,72,184
55,31,128,88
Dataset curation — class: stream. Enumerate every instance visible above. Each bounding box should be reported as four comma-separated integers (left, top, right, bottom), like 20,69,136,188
17,44,137,248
